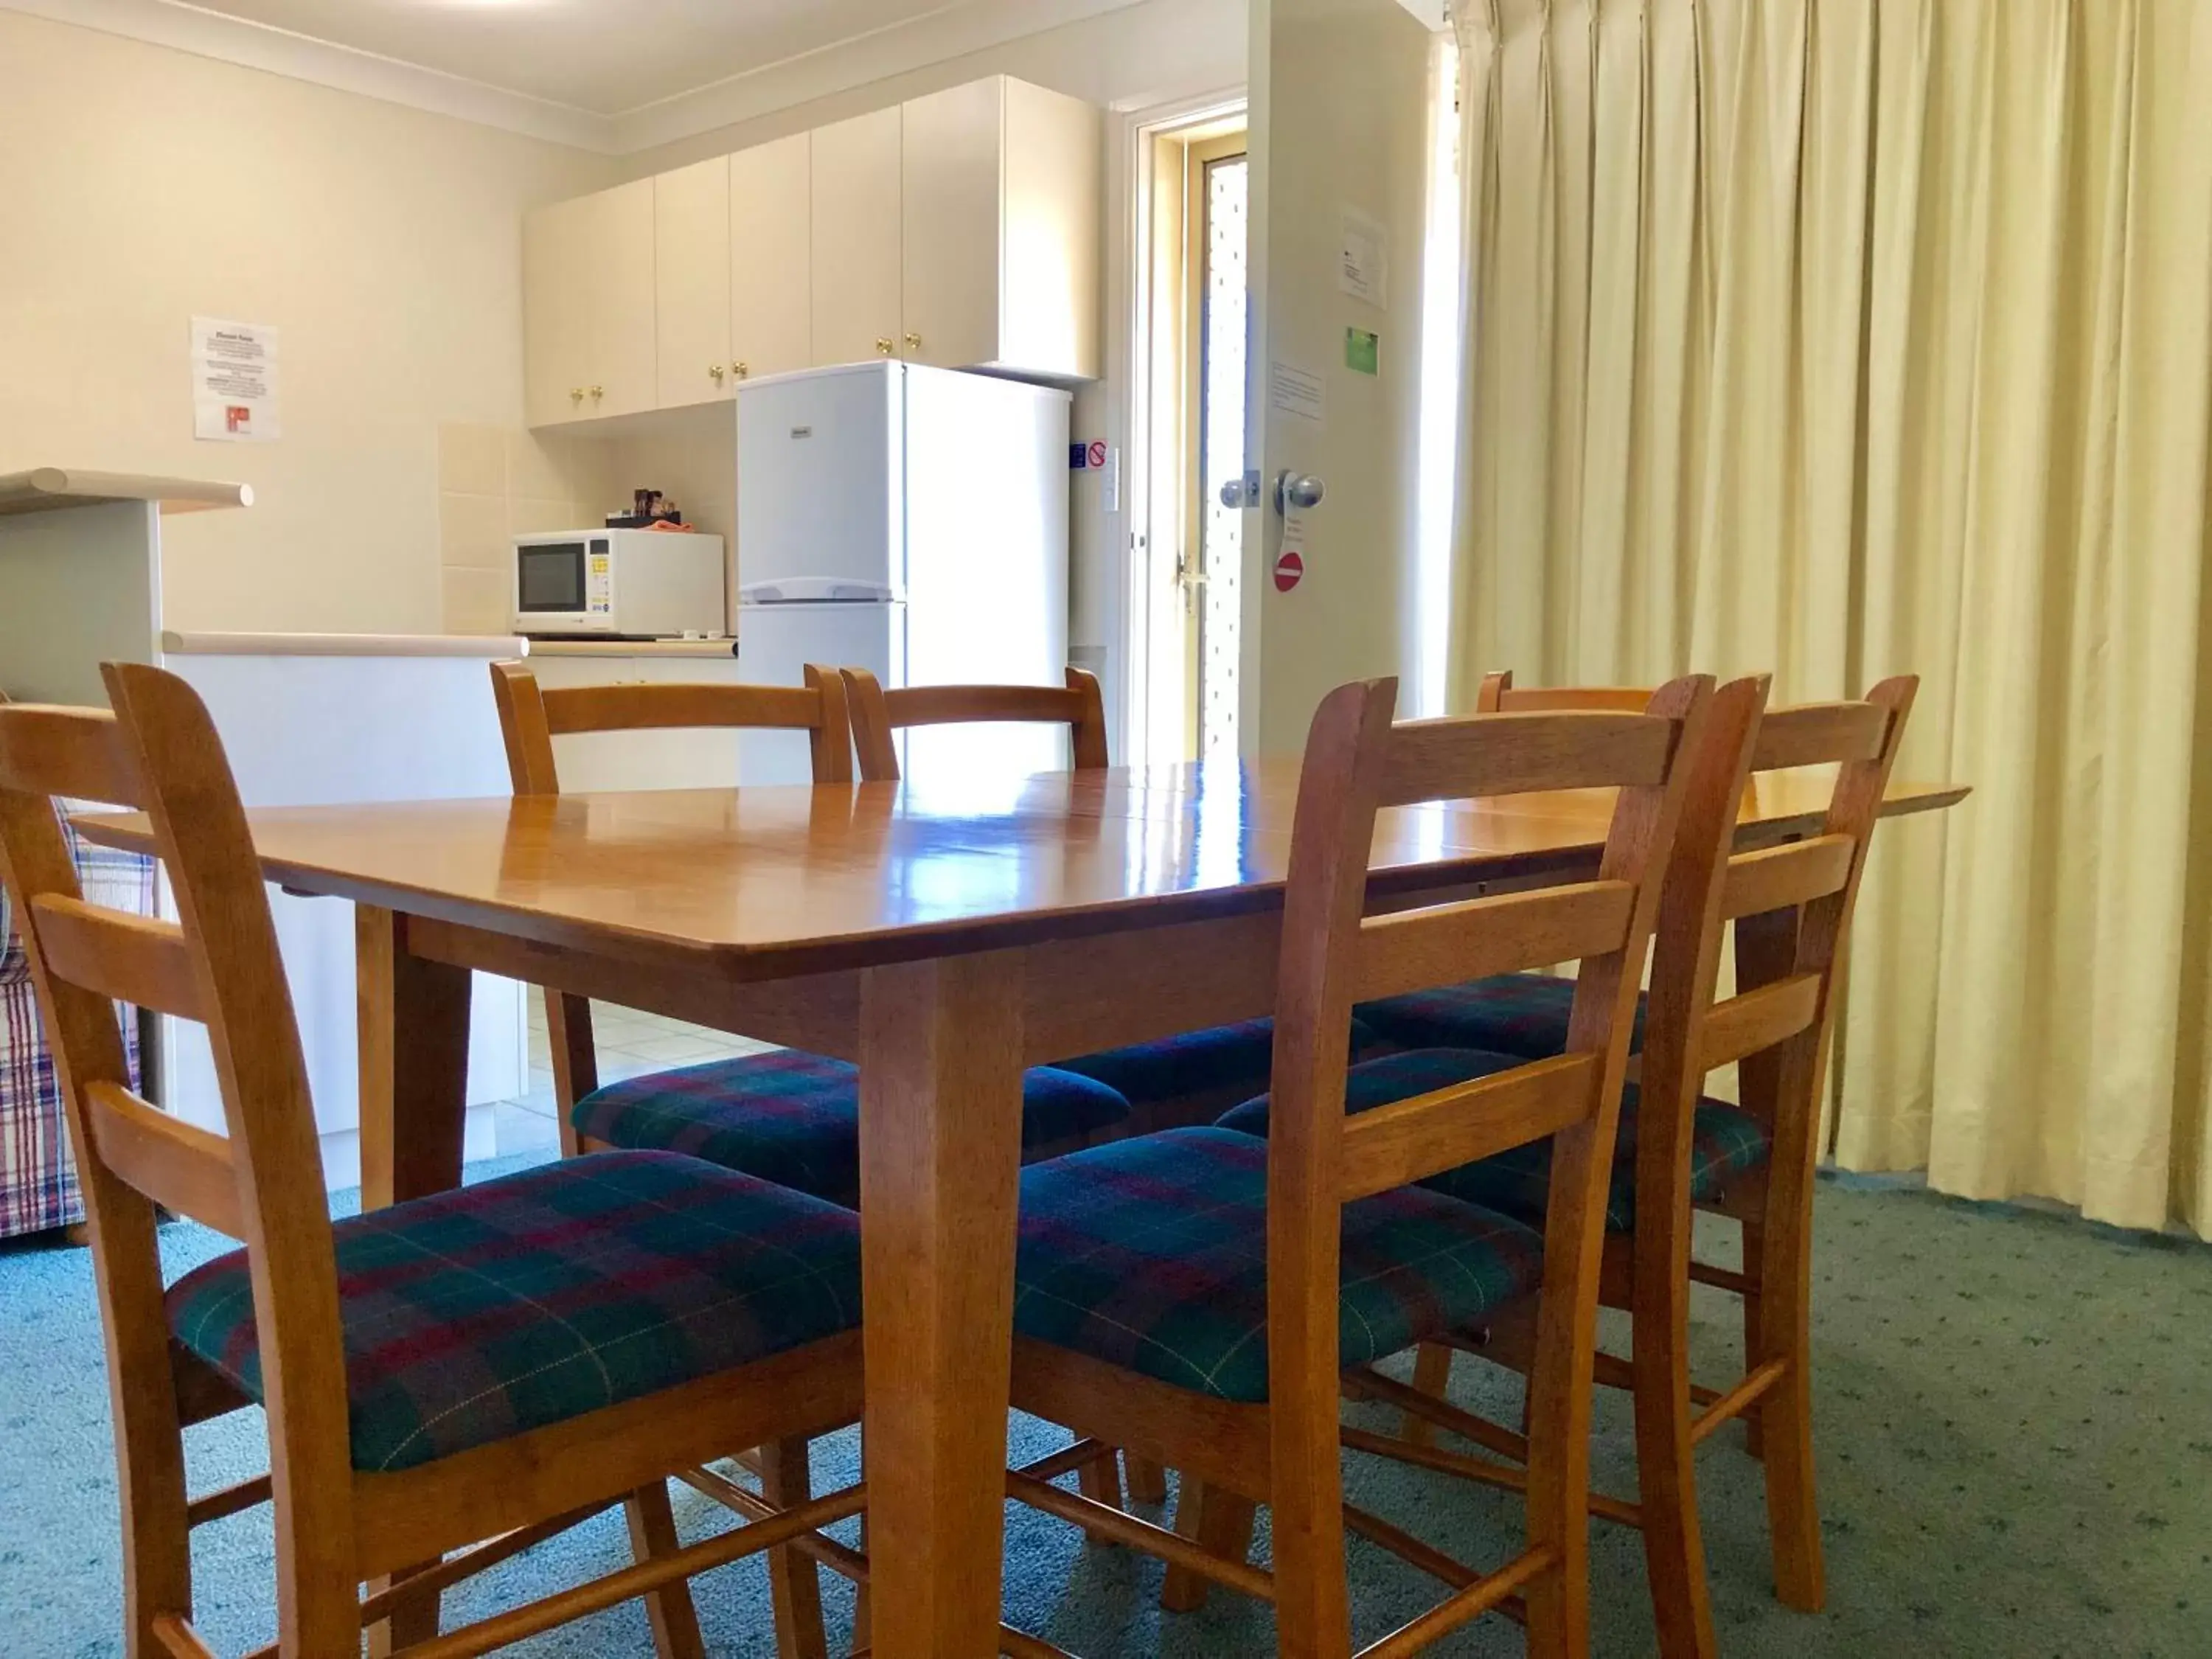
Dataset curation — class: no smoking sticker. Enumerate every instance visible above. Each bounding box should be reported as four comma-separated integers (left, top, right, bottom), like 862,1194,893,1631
1273,550,1304,592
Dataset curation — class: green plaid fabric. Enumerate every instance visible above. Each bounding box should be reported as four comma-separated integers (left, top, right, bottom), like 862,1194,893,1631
574,1050,1131,1205
1357,973,1648,1060
166,1151,861,1473
1218,1048,1773,1232
1012,1127,1544,1404
1054,1017,1385,1108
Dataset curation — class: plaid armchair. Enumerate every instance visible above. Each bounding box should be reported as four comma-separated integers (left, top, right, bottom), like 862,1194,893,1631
0,802,157,1239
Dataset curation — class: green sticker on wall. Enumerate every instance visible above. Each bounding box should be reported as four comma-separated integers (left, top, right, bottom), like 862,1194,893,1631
1346,327,1380,375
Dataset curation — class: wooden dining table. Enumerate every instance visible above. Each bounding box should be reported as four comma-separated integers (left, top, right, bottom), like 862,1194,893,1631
85,758,1964,1658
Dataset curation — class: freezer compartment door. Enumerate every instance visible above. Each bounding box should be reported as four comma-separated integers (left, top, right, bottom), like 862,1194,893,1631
735,599,904,785
737,363,904,598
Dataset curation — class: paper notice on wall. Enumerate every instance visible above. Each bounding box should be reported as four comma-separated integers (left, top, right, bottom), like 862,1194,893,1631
1270,360,1326,425
192,317,281,442
1340,210,1388,309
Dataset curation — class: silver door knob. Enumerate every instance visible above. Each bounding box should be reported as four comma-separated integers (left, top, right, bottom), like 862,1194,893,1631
1274,471,1326,512
1219,472,1262,509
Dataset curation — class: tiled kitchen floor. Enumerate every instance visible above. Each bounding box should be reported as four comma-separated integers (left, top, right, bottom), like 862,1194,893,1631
495,1000,773,1155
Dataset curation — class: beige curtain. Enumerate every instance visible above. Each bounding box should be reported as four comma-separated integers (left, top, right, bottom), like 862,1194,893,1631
1449,0,2212,1234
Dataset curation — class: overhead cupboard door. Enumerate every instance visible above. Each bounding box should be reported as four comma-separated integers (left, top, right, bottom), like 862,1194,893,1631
655,156,734,409
729,131,813,383
810,108,904,368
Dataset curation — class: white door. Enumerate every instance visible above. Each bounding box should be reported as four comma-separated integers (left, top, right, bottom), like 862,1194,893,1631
810,108,904,368
1242,0,1442,756
729,132,813,382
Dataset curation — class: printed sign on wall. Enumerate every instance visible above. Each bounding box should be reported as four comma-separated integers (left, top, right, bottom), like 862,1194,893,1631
192,318,280,442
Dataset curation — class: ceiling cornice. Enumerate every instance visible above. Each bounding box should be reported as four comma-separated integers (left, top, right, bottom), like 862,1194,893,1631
3,0,1152,157
3,0,617,149
609,0,1146,154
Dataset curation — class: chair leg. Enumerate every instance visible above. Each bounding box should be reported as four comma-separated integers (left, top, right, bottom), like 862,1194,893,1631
1160,1481,1256,1614
1404,1343,1453,1448
365,1567,440,1656
851,1512,871,1649
118,1397,195,1658
757,1439,829,1659
1738,1218,1766,1461
1754,1228,1825,1611
1077,1448,1125,1519
625,1483,708,1659
1124,1455,1169,1505
1630,1259,1718,1658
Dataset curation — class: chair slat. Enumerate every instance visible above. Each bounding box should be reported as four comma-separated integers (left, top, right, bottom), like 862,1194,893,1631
84,1081,242,1238
1340,1053,1601,1202
1352,881,1636,1004
1697,972,1822,1073
882,684,1088,729
1377,712,1677,808
1750,701,1890,771
1495,686,1652,713
0,704,142,806
29,895,204,1020
540,682,824,737
1718,834,1854,922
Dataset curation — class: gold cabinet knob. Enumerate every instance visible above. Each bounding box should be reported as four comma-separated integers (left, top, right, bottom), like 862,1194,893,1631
733,361,750,379
905,332,923,352
874,337,895,355
569,388,584,402
589,385,605,399
709,363,725,381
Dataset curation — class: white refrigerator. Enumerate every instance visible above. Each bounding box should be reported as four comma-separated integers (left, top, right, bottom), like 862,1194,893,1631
734,361,1072,784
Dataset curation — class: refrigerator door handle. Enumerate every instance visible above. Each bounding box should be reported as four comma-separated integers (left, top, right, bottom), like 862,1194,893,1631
736,578,902,605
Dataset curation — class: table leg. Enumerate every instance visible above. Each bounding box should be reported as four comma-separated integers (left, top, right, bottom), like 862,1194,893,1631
356,904,473,1652
356,904,473,1211
857,952,1026,1658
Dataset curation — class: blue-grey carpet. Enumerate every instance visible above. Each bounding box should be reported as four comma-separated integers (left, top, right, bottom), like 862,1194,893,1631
1,1161,2206,1656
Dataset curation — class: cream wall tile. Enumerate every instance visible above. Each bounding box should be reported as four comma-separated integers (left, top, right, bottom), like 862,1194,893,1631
441,567,509,635
510,497,582,535
438,490,508,571
437,421,507,498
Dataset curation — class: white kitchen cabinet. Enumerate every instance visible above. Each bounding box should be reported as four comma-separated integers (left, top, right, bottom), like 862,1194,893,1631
524,77,1101,429
524,179,658,425
809,107,904,369
728,131,813,384
901,77,1102,382
655,156,733,410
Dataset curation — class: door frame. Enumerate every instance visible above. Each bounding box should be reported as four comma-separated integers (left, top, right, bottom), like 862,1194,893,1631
1102,87,1249,770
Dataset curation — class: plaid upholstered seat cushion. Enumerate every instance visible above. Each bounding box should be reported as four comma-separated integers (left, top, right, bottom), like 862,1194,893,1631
574,1050,1131,1204
1218,1048,1772,1232
166,1150,860,1474
1012,1127,1543,1404
1357,973,1647,1060
1054,1017,1382,1107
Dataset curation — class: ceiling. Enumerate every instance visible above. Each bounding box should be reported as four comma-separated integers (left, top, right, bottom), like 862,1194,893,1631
159,0,995,115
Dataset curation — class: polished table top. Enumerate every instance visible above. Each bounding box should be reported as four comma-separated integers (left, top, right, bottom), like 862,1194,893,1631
80,760,1966,981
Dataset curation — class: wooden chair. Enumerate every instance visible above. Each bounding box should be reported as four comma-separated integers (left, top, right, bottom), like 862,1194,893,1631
0,664,866,1659
1361,671,1919,1657
995,672,1719,1658
840,664,1109,783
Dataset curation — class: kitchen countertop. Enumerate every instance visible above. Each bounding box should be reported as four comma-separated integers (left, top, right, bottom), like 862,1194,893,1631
0,467,252,518
521,639,740,658
160,630,527,658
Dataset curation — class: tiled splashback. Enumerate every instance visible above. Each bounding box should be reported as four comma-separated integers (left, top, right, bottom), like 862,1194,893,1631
435,421,619,634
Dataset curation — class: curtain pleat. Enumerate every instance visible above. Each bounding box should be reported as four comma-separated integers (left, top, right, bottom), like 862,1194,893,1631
1450,0,2212,1234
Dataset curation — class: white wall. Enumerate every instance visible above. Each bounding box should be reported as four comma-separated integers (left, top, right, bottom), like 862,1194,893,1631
0,10,618,635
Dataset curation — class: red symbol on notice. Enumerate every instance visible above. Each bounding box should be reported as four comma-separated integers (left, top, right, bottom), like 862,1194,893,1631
1088,439,1107,470
1273,550,1304,592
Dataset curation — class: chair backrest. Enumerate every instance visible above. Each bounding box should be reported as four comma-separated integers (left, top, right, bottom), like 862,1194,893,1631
0,665,354,1543
1264,673,1718,1459
488,659,855,795
839,667,1108,783
1467,667,1920,1234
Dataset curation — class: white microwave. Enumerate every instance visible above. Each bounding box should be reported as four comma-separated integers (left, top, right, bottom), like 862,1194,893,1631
512,529,727,639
